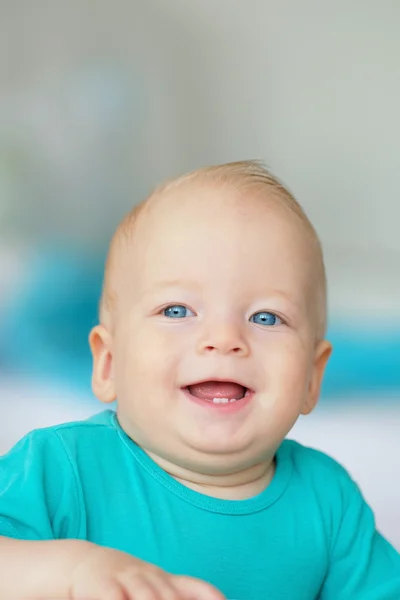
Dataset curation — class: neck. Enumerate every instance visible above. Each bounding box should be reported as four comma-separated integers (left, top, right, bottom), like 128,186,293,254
145,451,276,500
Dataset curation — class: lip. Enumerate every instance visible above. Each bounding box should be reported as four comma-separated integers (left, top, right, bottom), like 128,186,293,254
180,378,254,413
182,377,254,392
181,387,254,412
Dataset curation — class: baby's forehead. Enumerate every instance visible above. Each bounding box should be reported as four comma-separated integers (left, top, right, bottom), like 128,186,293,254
127,195,310,282
111,184,312,281
103,180,324,325
135,180,306,236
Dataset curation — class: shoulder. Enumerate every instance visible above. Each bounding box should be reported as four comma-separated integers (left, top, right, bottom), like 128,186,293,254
49,409,118,440
1,409,118,463
283,438,349,476
279,439,370,548
33,408,116,438
281,438,359,501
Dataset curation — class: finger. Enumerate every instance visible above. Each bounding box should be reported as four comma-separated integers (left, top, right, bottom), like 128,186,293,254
143,572,184,600
121,570,164,600
173,576,225,600
98,579,130,600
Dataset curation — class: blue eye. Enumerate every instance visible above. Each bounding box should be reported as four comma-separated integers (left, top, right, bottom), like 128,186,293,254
250,311,282,326
163,305,194,318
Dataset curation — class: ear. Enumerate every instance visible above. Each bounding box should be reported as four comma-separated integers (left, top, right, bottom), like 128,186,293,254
301,340,332,415
89,324,117,404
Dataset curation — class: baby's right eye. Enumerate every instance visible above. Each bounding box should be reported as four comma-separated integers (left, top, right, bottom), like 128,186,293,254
163,305,194,318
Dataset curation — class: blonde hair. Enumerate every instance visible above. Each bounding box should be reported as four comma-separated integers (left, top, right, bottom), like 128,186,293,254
100,160,327,338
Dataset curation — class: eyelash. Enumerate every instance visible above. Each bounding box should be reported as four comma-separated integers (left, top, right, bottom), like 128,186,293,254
158,304,286,326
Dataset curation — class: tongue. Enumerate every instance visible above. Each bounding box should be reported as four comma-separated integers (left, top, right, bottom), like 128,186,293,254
188,381,246,400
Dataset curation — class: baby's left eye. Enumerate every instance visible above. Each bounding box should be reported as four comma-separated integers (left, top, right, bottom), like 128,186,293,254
163,305,194,318
249,311,282,326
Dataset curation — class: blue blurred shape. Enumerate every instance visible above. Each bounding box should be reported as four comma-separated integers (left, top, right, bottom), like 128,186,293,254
0,247,103,390
1,249,399,399
322,322,400,397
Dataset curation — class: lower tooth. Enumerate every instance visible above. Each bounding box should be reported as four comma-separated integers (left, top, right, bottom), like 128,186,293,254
211,397,239,404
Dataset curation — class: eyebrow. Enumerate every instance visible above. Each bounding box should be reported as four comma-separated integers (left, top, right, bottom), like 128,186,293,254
269,289,303,308
144,279,202,294
144,280,302,309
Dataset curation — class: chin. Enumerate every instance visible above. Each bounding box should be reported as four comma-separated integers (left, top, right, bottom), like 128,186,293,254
179,429,256,462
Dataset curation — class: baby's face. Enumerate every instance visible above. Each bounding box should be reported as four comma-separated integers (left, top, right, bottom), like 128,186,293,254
94,185,331,473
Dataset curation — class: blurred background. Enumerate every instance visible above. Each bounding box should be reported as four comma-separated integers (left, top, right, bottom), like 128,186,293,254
0,0,399,548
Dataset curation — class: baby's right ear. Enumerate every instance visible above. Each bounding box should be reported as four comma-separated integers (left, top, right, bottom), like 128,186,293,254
89,325,117,404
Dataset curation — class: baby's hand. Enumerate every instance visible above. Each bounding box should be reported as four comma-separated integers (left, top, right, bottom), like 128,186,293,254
70,544,225,600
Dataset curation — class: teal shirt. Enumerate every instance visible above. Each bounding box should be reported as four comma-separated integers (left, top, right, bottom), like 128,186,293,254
0,410,399,599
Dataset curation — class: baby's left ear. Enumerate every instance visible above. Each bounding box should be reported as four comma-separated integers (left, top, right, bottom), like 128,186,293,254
89,324,117,404
301,340,332,415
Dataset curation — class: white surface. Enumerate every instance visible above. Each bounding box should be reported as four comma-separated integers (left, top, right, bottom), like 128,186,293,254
1,2,400,318
0,378,399,550
291,404,400,550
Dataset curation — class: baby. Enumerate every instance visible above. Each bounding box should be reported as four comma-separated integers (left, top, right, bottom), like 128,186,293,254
0,161,399,600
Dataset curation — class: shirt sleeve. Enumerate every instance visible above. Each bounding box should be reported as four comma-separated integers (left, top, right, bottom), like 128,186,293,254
320,471,400,599
0,428,81,540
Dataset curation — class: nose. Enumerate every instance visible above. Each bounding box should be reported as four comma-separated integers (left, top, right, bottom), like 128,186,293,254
196,321,250,357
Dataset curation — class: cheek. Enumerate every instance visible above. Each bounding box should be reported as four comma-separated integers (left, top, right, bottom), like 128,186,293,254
115,322,185,393
255,338,313,438
261,335,313,394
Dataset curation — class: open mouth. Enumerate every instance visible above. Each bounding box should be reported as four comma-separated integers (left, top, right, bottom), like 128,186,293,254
182,380,252,405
